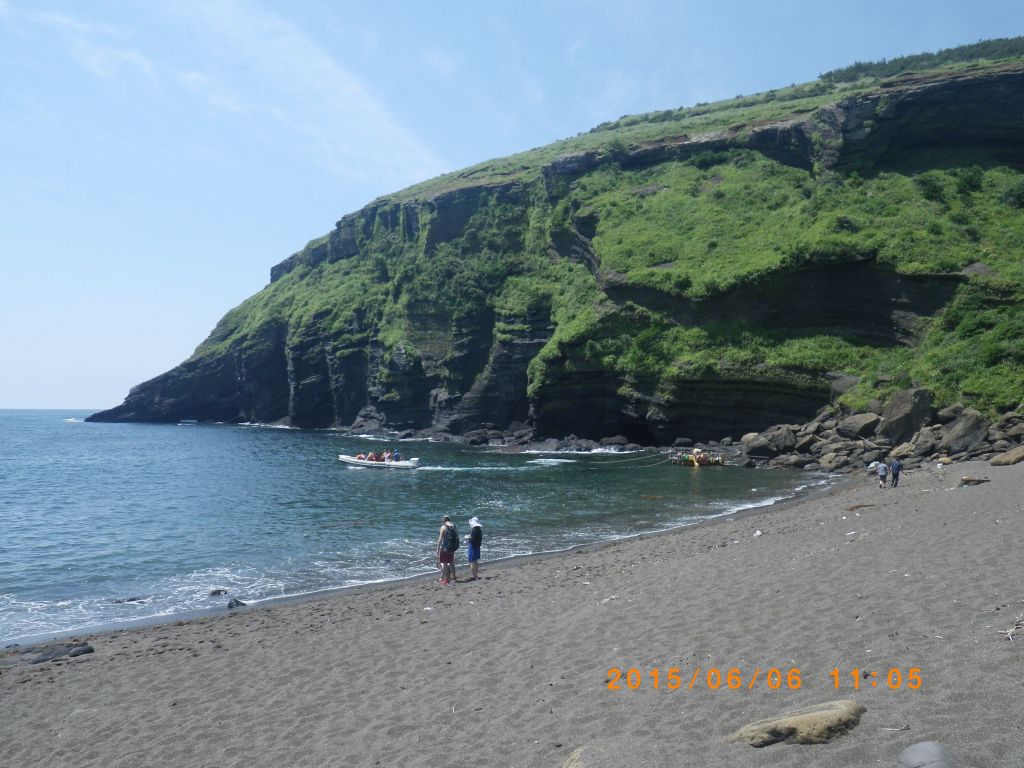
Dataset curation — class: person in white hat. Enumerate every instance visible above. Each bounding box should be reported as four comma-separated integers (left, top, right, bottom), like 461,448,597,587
465,516,483,580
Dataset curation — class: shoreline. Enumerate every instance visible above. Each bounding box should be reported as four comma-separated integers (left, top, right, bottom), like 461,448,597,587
3,467,839,649
4,459,1022,766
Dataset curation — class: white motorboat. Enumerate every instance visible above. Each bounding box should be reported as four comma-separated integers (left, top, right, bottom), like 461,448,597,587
338,454,420,469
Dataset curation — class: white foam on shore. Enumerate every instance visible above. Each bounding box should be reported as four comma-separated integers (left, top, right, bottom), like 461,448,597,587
415,464,535,473
726,495,792,513
520,447,647,455
348,434,440,443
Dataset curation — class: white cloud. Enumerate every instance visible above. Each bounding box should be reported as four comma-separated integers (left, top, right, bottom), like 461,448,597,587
165,0,446,187
26,10,120,37
178,70,283,119
69,39,154,78
5,0,446,190
5,6,154,79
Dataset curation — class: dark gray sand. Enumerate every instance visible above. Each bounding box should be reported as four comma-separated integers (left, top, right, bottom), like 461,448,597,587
3,460,1022,767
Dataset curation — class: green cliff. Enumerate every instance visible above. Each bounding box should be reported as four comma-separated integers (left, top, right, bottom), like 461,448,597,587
89,39,1024,442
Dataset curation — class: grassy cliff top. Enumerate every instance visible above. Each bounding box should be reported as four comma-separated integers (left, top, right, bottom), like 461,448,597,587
380,37,1024,205
193,37,1024,422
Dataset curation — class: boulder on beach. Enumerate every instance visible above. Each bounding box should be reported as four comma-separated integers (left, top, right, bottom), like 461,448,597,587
890,441,915,459
939,409,990,454
837,413,880,439
959,476,990,486
991,444,1024,466
819,452,849,471
878,388,932,444
761,425,797,454
728,699,866,747
742,435,779,458
909,426,943,457
28,641,94,664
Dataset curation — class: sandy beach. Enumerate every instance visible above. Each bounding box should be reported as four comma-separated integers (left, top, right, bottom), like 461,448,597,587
3,459,1022,767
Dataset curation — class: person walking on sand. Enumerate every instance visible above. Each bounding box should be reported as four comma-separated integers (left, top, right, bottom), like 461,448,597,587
890,458,903,488
465,516,483,581
436,516,460,585
876,459,889,489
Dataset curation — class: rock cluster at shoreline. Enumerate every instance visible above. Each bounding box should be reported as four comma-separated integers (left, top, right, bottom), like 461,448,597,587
344,387,1024,475
734,393,1024,474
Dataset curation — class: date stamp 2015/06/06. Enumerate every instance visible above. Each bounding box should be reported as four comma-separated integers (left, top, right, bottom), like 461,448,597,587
605,666,923,692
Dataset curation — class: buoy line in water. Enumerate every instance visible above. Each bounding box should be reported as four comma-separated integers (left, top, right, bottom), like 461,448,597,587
588,450,664,464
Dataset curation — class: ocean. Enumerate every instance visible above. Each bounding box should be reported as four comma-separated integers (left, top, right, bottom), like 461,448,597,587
0,409,825,644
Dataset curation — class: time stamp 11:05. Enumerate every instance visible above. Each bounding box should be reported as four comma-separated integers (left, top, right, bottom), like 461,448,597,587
605,666,923,692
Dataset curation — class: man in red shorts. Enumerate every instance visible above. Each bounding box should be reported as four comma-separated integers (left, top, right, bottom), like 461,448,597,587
435,516,459,585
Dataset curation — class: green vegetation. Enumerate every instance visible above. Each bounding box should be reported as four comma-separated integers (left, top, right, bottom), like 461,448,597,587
820,36,1024,83
191,41,1024,422
537,152,1024,414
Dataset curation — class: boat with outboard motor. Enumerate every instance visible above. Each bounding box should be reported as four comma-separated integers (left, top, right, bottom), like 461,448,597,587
338,454,420,469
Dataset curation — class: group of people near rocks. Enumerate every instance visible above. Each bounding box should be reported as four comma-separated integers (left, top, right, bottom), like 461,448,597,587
353,448,402,462
435,515,483,586
874,458,904,488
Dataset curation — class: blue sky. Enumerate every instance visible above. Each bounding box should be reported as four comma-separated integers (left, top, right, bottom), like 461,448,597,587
1,0,1020,409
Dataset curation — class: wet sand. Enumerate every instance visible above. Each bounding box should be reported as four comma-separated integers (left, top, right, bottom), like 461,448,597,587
2,460,1022,767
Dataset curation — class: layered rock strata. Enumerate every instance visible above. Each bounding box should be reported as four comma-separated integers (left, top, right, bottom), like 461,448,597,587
89,64,1024,441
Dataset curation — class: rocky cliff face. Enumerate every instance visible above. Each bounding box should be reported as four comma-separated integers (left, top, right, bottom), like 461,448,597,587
89,61,1024,441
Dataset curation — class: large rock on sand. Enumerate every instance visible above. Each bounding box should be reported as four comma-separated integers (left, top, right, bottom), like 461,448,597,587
991,444,1024,466
939,408,990,454
742,434,779,458
878,388,932,443
897,740,954,768
728,700,866,747
837,413,880,439
762,425,797,454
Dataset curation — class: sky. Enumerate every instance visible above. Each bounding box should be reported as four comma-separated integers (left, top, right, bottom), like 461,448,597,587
1,0,1021,409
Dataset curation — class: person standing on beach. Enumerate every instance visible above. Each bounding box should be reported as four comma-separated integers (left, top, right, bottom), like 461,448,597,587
890,458,903,487
436,516,459,585
465,516,483,580
876,460,889,489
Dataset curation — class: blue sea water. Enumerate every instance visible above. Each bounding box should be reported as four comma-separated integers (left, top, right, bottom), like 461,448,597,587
0,409,824,644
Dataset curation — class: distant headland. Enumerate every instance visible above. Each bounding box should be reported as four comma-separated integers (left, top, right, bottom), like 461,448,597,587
89,38,1024,449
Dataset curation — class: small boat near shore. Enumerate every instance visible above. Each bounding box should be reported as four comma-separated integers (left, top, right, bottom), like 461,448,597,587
338,454,420,469
670,448,725,467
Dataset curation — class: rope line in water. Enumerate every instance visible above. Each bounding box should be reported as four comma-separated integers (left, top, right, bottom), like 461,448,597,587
590,453,675,469
588,450,666,464
641,456,675,468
